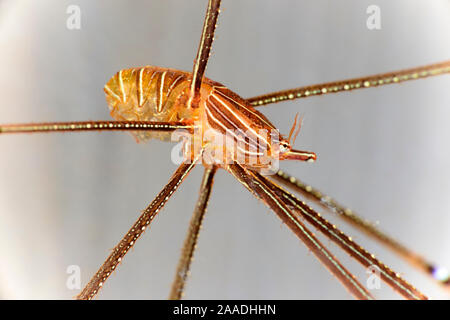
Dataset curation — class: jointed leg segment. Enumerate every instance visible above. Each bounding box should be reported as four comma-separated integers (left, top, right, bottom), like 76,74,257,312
247,60,450,107
77,159,199,300
188,0,222,109
169,166,217,300
273,169,450,287
227,163,375,300
0,121,194,134
255,171,427,300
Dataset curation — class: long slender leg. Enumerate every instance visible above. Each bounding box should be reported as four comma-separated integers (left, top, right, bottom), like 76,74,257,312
273,170,450,287
188,0,222,109
227,164,374,300
254,171,427,300
0,120,193,134
77,158,199,300
169,166,217,300
247,60,450,107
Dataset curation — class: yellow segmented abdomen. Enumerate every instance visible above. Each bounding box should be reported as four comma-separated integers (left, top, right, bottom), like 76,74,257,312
104,66,194,142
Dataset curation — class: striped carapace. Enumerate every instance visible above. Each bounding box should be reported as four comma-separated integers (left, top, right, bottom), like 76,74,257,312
104,66,316,168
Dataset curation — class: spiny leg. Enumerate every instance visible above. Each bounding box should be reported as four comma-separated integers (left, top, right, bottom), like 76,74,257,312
227,163,374,300
254,171,427,300
169,166,217,300
247,60,450,107
188,0,222,109
0,120,193,134
77,158,199,300
273,170,450,287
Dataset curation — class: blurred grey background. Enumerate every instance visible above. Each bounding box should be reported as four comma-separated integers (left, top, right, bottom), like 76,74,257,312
0,0,449,299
